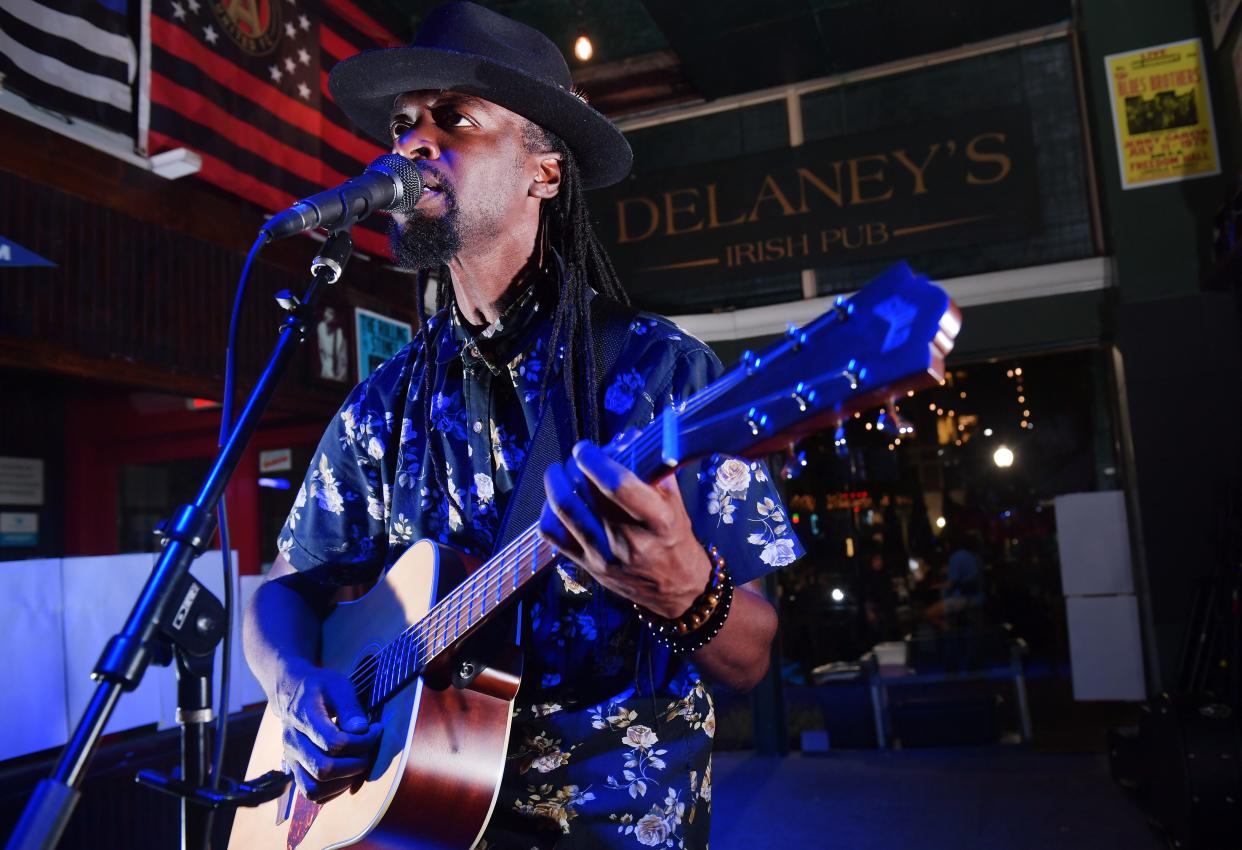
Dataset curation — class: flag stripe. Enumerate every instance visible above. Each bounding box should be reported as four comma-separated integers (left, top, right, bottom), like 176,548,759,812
29,0,129,36
0,42,131,129
324,0,400,47
0,20,131,111
150,70,352,190
0,3,131,86
2,0,135,78
150,128,392,257
149,127,296,208
151,105,319,200
151,14,381,166
152,46,365,179
319,21,356,64
151,106,391,255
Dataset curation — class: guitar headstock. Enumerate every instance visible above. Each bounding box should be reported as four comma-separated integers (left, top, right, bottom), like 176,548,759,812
660,263,960,467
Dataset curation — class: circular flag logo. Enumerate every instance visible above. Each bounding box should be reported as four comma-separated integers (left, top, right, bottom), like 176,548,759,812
210,0,281,56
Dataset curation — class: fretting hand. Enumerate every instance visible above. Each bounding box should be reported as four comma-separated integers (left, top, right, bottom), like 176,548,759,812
539,440,710,619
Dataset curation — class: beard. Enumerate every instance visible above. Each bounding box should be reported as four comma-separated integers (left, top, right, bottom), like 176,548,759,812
389,183,462,270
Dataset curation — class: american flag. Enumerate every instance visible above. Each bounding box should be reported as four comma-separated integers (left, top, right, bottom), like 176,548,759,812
0,0,136,135
141,0,400,257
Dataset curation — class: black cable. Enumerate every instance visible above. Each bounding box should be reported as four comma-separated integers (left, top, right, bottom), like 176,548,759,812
211,232,267,789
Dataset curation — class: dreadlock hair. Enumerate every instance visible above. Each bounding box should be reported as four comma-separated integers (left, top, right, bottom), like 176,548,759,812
414,122,631,534
523,123,630,445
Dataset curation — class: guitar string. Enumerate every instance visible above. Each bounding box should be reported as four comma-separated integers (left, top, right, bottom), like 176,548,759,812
346,318,871,697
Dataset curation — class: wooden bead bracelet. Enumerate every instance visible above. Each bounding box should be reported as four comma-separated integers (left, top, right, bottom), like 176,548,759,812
634,544,735,653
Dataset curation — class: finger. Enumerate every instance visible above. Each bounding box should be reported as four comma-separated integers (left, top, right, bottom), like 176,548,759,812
322,675,373,736
293,697,379,757
544,463,613,564
289,761,356,804
286,730,372,782
572,442,659,526
539,502,584,561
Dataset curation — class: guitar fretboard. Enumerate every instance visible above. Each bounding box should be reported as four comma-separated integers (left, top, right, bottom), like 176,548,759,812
356,440,657,710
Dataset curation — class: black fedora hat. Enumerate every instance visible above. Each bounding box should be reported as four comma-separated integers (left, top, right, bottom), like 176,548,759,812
328,1,632,189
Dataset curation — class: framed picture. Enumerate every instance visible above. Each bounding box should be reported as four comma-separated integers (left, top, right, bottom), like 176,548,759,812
309,303,353,384
355,307,413,380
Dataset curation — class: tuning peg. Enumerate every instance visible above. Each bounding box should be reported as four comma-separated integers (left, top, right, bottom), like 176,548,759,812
790,381,816,412
745,406,769,437
740,349,764,374
780,443,807,480
832,296,856,321
786,322,808,351
842,358,865,390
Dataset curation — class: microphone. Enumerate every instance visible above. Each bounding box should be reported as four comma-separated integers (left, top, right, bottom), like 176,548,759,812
262,154,423,241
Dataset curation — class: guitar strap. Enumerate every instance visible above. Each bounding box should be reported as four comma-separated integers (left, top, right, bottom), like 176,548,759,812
493,294,636,550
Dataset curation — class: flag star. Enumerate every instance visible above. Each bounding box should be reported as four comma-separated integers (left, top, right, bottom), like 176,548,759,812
284,56,296,73
297,48,310,65
203,24,219,44
269,65,283,83
171,0,186,20
186,0,200,12
297,82,311,100
298,14,310,30
285,22,296,38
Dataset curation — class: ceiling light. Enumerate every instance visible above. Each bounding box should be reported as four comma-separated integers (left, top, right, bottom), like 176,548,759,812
994,446,1015,468
574,33,593,61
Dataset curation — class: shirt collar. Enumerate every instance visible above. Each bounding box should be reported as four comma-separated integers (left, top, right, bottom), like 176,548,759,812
441,268,558,374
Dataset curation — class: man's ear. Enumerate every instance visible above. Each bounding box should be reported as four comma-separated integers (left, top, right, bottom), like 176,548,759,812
530,154,562,199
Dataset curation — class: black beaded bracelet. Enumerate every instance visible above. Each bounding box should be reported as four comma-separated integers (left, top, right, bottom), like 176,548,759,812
634,544,735,654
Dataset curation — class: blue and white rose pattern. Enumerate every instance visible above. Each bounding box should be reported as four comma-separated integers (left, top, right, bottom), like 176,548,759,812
278,286,802,848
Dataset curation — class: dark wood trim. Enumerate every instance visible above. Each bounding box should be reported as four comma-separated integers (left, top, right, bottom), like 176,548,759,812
0,109,407,280
0,334,343,417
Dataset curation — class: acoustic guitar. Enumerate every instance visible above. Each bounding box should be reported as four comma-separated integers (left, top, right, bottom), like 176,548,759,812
228,262,960,850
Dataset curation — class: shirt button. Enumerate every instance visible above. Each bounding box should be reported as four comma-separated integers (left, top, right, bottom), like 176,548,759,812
473,420,484,433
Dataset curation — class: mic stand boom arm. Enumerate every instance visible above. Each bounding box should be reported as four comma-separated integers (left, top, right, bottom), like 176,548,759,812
6,232,355,850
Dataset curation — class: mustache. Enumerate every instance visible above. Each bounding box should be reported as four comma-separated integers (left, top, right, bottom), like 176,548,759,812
415,163,452,194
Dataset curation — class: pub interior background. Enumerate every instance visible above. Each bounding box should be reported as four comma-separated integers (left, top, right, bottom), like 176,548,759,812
2,0,1241,848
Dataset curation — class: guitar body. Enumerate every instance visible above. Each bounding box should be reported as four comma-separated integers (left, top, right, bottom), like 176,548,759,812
228,539,522,850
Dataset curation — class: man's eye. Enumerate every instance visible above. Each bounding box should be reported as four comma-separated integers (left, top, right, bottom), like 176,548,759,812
390,121,412,139
439,111,473,128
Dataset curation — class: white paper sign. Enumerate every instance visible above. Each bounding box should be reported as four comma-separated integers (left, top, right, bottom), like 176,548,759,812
259,448,293,473
0,457,44,505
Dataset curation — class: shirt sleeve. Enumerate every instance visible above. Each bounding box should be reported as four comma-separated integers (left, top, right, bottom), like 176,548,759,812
651,342,806,587
275,360,402,587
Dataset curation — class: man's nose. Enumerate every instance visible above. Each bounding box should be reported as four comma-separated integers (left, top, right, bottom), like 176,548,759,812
393,126,439,161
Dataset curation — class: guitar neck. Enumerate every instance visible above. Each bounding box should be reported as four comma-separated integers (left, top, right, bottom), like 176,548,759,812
366,436,668,709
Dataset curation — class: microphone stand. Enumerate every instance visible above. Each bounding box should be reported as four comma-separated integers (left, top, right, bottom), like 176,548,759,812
6,231,354,850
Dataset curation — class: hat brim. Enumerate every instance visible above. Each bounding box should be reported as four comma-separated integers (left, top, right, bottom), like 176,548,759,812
329,46,633,190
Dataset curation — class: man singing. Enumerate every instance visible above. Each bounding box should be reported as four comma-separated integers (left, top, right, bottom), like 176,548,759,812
243,4,803,847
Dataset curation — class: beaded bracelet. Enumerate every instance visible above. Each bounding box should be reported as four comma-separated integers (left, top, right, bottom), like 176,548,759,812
634,544,735,653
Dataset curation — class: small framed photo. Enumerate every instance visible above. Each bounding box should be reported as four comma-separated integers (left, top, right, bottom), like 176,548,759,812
310,303,353,384
355,307,413,380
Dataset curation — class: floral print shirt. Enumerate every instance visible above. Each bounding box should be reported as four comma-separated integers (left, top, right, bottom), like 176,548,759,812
278,275,803,849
